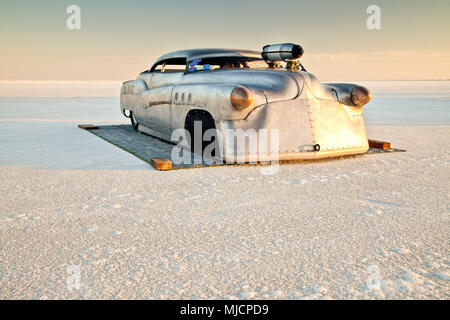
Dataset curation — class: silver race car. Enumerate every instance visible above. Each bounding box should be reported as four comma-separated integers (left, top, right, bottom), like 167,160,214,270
120,43,372,162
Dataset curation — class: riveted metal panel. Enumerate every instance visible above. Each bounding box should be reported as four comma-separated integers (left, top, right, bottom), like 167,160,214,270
308,98,368,152
218,99,314,162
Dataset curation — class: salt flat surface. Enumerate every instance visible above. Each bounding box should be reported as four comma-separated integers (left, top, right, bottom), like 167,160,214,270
0,81,122,97
0,126,449,299
0,97,148,170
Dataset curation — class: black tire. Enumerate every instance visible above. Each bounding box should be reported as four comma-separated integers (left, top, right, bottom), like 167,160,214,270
130,111,138,130
184,110,217,157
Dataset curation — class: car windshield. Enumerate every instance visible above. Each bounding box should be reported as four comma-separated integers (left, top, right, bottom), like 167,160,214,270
188,57,268,72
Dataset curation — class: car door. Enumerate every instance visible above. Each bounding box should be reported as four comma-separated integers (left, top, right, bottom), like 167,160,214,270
142,59,185,136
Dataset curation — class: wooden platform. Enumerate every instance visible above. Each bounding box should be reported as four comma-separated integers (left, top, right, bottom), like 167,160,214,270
78,124,99,130
150,158,173,171
368,139,391,150
80,124,406,170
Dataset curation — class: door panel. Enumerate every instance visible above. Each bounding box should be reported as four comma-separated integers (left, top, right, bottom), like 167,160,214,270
145,72,184,135
139,86,172,133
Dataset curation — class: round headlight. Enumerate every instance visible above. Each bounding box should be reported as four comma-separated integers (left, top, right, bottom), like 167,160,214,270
230,87,253,110
350,86,372,106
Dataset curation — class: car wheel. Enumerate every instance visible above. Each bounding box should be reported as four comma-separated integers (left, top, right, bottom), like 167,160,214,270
130,111,138,130
184,110,217,157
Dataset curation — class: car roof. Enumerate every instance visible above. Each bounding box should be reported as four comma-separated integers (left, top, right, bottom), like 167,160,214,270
153,48,262,65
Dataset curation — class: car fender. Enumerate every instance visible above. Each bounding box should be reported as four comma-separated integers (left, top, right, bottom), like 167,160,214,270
170,83,267,131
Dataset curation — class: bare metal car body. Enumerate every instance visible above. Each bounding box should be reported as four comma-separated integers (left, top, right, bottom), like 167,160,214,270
120,45,372,162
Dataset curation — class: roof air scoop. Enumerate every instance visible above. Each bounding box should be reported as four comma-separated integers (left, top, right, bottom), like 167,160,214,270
262,43,304,69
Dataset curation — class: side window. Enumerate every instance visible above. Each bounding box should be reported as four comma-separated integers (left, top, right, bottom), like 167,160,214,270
151,58,186,73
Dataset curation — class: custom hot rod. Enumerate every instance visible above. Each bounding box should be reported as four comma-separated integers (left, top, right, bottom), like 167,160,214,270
120,43,372,162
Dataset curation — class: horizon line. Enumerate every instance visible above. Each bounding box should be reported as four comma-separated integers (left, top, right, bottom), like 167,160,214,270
1,79,450,82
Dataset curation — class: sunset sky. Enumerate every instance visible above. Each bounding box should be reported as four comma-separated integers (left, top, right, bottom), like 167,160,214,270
1,0,449,81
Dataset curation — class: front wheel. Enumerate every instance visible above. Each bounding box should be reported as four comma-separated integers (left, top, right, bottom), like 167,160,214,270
130,111,138,130
184,110,217,157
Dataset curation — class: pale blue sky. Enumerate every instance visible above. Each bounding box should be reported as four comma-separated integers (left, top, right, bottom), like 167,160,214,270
1,0,449,80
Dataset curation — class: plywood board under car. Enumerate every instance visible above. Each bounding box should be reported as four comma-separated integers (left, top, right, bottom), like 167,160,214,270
80,124,406,170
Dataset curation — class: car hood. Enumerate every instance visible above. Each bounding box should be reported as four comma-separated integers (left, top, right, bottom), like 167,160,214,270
181,69,301,103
